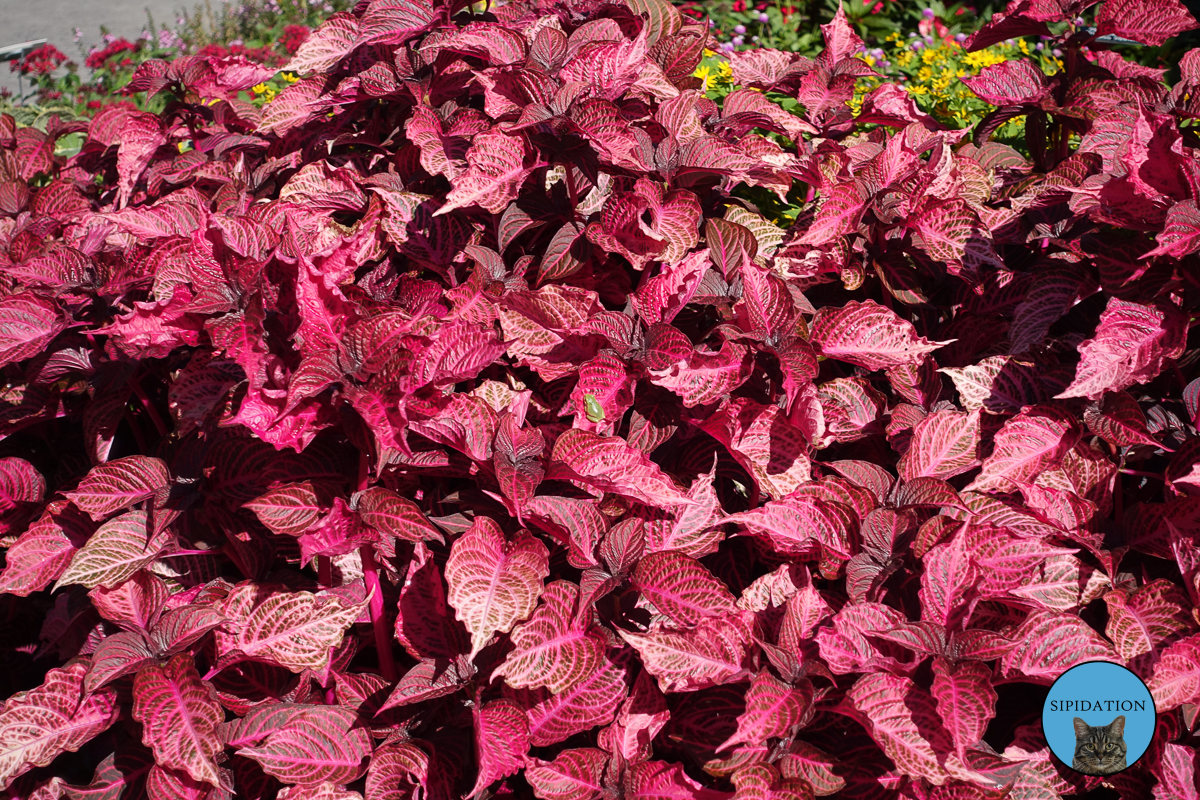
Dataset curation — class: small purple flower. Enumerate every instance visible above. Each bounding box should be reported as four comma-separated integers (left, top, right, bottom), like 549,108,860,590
751,35,760,41
758,12,769,22
911,39,924,49
879,59,890,68
870,47,884,58
955,32,967,42
1052,48,1063,57
734,24,746,34
732,35,744,45
1035,41,1043,50
709,18,716,26
922,7,935,18
720,41,735,51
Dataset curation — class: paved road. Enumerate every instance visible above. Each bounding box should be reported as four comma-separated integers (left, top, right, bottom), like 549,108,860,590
1,0,188,96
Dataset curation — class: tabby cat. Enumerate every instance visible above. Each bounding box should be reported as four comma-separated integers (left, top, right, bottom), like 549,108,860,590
1071,716,1128,775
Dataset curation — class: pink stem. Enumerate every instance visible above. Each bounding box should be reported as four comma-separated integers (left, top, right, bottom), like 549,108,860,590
123,407,147,453
1119,469,1162,479
130,378,169,438
361,545,396,682
355,450,395,680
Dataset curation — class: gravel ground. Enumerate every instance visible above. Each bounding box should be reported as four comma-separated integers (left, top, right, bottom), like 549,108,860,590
0,0,191,97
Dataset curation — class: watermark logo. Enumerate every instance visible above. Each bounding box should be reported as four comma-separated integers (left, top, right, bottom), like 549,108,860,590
1042,661,1156,776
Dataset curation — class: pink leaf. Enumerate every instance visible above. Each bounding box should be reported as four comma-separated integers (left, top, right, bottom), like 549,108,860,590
511,654,627,747
116,113,165,208
1000,610,1120,682
699,398,811,500
1056,298,1188,399
960,59,1050,106
359,0,436,44
237,705,370,785
214,584,366,672
356,487,444,544
436,131,534,216
633,249,711,325
1096,0,1198,45
0,511,79,597
445,516,550,658
65,455,170,523
1148,634,1200,710
285,14,361,74
617,613,752,693
0,295,66,370
966,405,1078,493
716,672,811,752
1104,579,1192,662
527,748,608,800
471,699,530,798
1084,391,1162,448
897,409,981,482
919,528,978,628
1155,743,1200,800
631,551,738,628
929,658,996,760
811,300,949,371
243,481,324,536
0,662,119,789
627,760,732,800
493,581,607,693
550,429,694,507
132,654,224,787
54,510,173,590
844,673,962,785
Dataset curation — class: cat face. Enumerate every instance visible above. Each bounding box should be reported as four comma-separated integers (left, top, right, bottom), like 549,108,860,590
1071,716,1127,775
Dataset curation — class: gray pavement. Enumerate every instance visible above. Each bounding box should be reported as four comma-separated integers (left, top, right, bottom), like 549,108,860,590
1,0,189,96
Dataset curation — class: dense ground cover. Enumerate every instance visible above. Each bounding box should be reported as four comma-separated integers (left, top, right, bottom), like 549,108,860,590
2,0,1200,798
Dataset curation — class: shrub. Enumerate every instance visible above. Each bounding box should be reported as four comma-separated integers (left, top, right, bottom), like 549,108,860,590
1,0,1200,798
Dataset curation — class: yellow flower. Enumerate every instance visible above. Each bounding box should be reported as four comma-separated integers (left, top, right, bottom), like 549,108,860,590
280,71,299,84
252,83,268,95
694,65,711,91
716,61,733,81
907,84,929,96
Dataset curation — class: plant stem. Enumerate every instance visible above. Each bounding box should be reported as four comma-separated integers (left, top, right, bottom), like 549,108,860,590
318,555,332,587
361,545,396,682
130,376,169,438
123,407,148,453
1119,468,1163,479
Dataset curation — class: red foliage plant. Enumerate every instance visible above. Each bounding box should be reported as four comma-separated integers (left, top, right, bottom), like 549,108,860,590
2,0,1200,797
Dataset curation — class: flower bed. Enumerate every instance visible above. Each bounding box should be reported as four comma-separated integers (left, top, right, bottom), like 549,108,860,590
1,0,1200,798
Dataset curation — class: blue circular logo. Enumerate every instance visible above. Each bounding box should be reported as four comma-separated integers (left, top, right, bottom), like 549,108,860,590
1042,661,1155,776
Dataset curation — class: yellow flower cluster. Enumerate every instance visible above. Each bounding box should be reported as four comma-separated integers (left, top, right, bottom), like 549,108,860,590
852,33,1063,135
693,59,734,93
252,82,278,102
